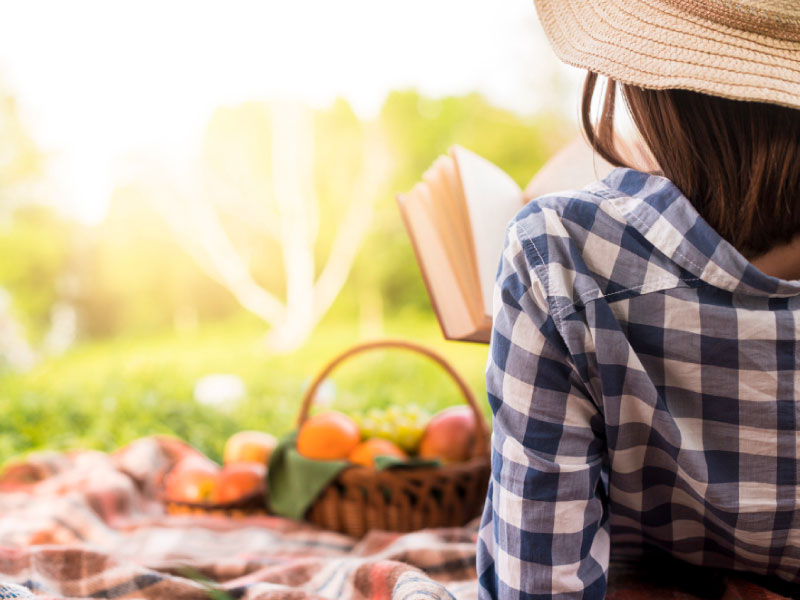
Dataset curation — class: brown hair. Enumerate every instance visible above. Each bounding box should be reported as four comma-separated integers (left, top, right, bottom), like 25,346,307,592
582,71,800,259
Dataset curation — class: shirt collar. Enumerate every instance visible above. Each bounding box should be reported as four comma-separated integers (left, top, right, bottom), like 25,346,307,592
594,168,800,298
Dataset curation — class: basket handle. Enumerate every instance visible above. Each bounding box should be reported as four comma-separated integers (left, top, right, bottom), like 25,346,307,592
297,339,490,458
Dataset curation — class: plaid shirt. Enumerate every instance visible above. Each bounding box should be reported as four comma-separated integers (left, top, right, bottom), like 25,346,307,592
477,168,800,599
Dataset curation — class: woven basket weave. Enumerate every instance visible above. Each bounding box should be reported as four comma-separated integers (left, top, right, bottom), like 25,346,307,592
299,339,491,538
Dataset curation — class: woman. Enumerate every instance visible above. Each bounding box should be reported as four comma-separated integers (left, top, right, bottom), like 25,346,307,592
477,2,800,598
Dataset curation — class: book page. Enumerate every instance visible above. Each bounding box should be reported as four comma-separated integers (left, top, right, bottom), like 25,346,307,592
422,158,480,321
451,146,523,319
423,157,488,325
397,187,477,340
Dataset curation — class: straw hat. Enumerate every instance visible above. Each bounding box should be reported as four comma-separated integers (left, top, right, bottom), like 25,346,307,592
532,1,800,110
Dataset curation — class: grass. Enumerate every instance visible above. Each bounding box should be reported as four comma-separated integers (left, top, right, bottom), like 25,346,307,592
0,311,491,466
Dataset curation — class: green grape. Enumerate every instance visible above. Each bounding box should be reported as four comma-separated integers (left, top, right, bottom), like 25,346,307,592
352,405,431,453
404,405,422,419
375,421,394,440
359,417,378,439
384,406,400,421
395,421,424,453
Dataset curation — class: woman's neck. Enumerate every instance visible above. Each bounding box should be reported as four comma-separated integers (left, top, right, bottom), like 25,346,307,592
749,235,800,281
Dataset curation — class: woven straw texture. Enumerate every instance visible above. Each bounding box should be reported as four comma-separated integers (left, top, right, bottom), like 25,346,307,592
533,0,800,109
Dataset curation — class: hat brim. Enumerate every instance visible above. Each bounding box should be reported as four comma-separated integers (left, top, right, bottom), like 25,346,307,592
533,0,800,110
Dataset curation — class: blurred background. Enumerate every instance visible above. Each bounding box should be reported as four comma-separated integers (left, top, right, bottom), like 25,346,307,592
0,0,584,462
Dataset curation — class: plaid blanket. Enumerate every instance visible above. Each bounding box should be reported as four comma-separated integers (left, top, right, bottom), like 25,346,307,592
0,437,792,599
0,437,478,599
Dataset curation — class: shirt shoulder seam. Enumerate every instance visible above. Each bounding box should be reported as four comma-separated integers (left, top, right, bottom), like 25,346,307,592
551,277,702,320
511,214,571,329
512,208,705,322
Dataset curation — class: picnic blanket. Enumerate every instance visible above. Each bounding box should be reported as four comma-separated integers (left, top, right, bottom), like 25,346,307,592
0,436,479,599
0,437,793,599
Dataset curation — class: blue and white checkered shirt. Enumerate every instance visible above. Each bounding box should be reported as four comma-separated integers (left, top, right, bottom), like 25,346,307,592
477,168,800,599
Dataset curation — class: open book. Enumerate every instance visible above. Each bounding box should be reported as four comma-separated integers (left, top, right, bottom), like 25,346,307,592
397,138,618,343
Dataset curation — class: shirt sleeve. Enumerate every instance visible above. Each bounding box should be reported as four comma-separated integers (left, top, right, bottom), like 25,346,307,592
477,217,609,599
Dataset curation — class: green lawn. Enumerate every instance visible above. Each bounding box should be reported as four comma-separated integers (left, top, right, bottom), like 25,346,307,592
0,311,492,466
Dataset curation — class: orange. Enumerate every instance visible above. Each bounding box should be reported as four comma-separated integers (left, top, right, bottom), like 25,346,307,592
296,411,361,460
223,430,278,465
214,463,266,504
348,438,407,468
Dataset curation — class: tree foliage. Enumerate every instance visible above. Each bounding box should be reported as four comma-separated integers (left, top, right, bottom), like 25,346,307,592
0,90,569,346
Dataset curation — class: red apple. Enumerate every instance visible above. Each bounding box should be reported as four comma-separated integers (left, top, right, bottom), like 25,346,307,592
417,406,477,464
214,463,266,504
223,431,278,466
164,455,220,503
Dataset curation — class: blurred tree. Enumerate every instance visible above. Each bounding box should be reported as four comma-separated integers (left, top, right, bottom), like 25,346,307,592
0,206,73,342
73,185,237,338
0,88,48,369
150,100,393,351
0,89,571,351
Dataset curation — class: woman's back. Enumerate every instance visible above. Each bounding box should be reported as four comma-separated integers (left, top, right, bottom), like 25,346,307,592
479,3,800,597
477,167,799,598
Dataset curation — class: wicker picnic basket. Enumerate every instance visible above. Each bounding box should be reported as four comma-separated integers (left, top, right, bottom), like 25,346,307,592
298,339,491,538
